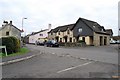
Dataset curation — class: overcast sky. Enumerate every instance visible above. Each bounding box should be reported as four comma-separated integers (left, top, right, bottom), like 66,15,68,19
0,0,119,36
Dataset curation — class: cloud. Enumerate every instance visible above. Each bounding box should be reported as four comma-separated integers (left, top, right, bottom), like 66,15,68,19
0,0,119,35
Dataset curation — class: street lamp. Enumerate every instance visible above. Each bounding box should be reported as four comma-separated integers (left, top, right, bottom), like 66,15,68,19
21,18,27,45
21,17,27,33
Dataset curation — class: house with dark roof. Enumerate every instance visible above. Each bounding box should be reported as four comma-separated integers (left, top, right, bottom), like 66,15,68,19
48,17,112,46
0,21,22,40
105,29,113,37
28,24,51,44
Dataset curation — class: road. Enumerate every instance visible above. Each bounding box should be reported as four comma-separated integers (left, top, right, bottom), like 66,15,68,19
28,44,118,64
2,44,119,78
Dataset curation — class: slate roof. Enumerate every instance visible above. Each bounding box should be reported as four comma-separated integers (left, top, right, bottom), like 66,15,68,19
48,23,75,33
0,23,21,32
112,36,120,40
29,29,49,36
48,17,110,35
80,18,110,35
105,29,113,36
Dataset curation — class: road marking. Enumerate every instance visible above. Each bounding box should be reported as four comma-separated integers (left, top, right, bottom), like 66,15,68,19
57,62,92,73
52,53,55,54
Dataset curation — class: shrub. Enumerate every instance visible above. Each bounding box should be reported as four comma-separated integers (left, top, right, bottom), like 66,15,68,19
1,36,20,54
59,42,65,46
78,40,85,43
9,37,20,52
1,37,14,54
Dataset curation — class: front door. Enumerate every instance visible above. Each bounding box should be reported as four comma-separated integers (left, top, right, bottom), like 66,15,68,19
64,37,67,42
104,37,107,45
55,37,59,42
100,36,103,46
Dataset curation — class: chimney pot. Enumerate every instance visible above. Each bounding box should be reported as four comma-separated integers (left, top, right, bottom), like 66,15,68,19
10,21,12,25
48,24,51,31
3,21,8,24
3,20,8,26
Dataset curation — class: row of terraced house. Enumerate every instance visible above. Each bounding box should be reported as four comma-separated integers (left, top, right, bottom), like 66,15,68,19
25,17,113,46
0,17,113,46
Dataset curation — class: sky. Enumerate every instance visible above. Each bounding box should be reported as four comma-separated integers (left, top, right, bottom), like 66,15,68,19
0,0,119,36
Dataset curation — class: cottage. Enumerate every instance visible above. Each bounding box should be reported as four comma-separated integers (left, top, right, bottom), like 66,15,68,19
0,21,21,40
28,24,51,44
48,17,112,46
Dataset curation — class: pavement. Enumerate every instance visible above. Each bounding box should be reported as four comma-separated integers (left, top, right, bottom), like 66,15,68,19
0,46,41,66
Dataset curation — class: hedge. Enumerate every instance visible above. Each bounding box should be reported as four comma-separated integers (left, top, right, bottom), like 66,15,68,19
59,42,86,47
0,36,20,54
9,37,20,53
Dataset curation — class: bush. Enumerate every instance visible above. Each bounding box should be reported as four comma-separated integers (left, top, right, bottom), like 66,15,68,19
9,37,20,52
78,40,85,43
1,36,20,54
59,42,65,46
59,42,86,47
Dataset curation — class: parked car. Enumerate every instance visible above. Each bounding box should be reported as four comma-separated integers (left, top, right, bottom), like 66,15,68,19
37,42,45,46
36,40,47,46
45,40,59,47
110,40,120,44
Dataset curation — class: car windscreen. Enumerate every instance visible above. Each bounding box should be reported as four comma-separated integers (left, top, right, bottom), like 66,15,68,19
51,40,56,44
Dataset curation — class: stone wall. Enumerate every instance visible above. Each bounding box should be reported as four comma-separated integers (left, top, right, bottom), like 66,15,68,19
93,32,110,46
0,25,21,40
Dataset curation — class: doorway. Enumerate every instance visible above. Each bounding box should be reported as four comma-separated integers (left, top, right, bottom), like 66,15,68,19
104,37,107,45
55,36,59,42
100,36,103,46
64,36,68,42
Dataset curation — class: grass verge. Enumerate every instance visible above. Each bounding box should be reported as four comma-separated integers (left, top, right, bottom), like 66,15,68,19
0,47,29,58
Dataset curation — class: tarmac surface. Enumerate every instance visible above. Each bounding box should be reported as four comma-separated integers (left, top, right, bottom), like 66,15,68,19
2,44,119,78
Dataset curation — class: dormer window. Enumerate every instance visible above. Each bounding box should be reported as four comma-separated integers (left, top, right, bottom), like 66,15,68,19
58,31,60,35
51,32,53,35
67,30,70,34
101,29,104,32
93,26,96,28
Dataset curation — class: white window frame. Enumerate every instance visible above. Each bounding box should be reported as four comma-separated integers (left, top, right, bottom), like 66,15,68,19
78,28,82,33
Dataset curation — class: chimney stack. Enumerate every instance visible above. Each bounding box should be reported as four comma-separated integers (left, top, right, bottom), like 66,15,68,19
10,21,12,25
3,20,8,26
48,24,51,31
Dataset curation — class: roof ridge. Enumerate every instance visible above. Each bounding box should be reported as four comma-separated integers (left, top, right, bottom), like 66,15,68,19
58,23,75,27
31,29,49,35
54,23,75,30
11,25,21,31
80,17,97,23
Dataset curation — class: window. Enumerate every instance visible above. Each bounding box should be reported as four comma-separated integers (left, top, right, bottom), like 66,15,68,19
51,32,53,35
60,38,62,42
101,29,104,32
39,34,43,36
93,26,96,28
78,28,82,33
82,37,85,42
67,30,70,34
6,31,9,36
58,31,60,35
73,39,75,42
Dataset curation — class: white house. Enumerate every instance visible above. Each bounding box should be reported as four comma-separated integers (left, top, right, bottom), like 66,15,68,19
29,24,51,44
